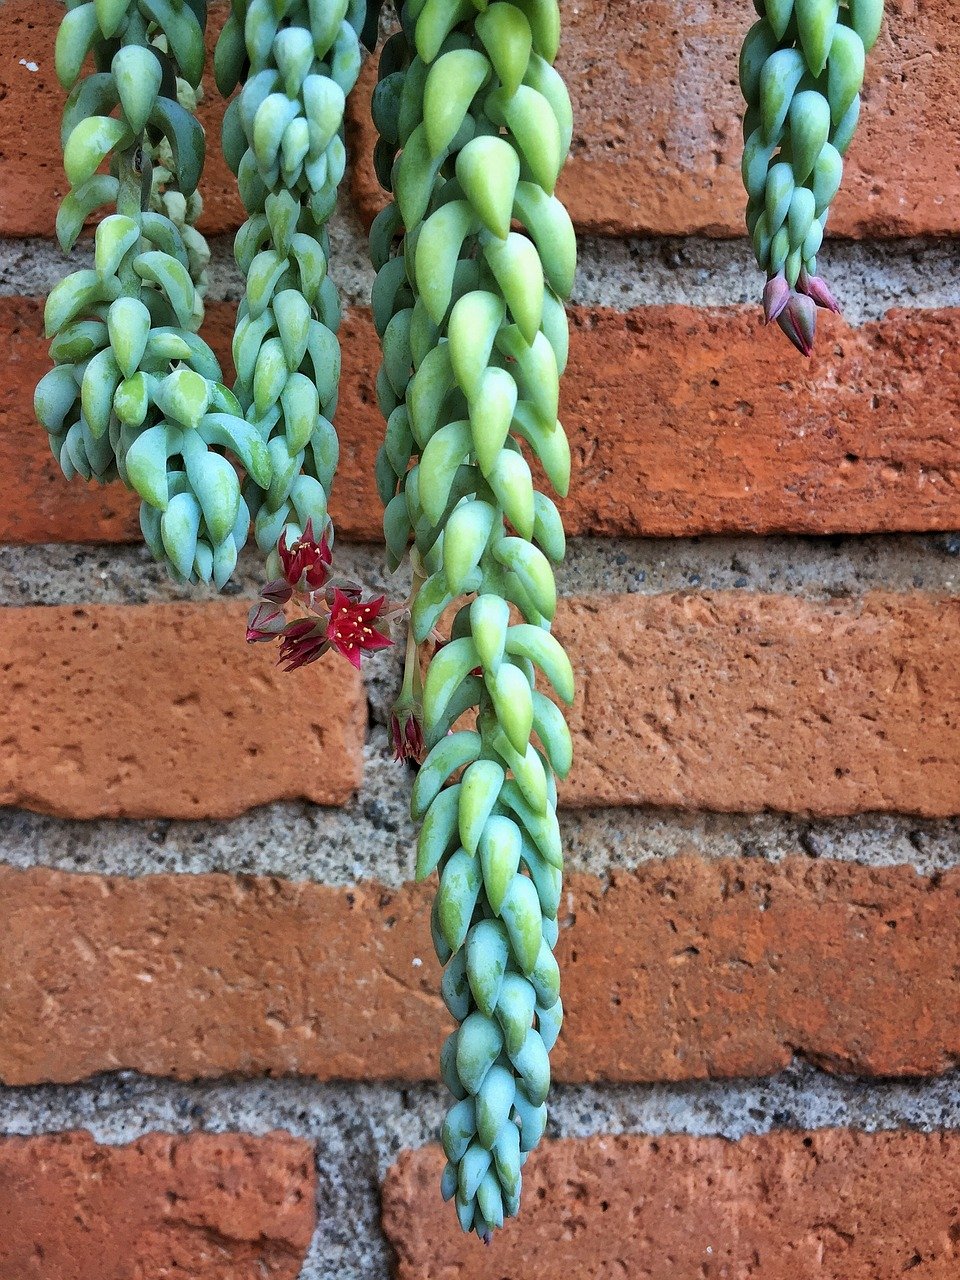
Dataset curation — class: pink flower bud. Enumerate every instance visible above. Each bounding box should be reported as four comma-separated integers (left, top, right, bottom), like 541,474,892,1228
277,618,329,671
798,269,841,314
390,705,425,763
260,578,294,606
246,601,286,644
776,292,817,357
763,273,791,324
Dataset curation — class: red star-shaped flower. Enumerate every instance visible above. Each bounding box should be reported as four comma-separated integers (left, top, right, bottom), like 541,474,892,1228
326,589,393,669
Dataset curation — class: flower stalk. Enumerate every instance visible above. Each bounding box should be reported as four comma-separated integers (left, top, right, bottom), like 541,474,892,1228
391,558,428,762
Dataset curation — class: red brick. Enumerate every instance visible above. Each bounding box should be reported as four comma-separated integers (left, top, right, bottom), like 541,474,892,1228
383,1130,960,1279
348,0,960,238
1,592,956,822
0,1,243,237
9,300,960,544
3,858,958,1085
558,592,960,817
560,305,960,537
4,2,951,241
0,1131,315,1280
0,604,364,819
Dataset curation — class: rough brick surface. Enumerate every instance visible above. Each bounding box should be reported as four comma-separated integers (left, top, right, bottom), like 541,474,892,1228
559,592,960,816
0,604,364,819
0,867,441,1085
9,299,960,543
383,1131,960,1279
556,857,960,1080
0,1131,315,1280
0,0,242,237
3,1,952,239
348,0,960,238
0,592,955,821
560,306,960,536
3,858,959,1086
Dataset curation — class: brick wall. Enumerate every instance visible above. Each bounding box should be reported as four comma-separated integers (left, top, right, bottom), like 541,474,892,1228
2,1,960,1276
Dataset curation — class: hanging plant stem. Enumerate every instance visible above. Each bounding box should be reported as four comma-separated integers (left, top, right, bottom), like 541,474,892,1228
740,0,884,352
368,0,576,1239
36,0,263,587
215,0,371,568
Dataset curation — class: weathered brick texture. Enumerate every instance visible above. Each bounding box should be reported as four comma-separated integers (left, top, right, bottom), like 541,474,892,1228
558,592,960,817
347,0,959,237
0,604,364,819
4,858,959,1086
0,1131,316,1280
560,306,960,536
1,592,956,820
3,3,953,239
383,1131,960,1279
8,300,960,544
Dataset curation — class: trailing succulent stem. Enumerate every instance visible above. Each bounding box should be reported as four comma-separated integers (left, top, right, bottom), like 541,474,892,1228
740,0,884,352
37,0,259,586
369,0,576,1239
216,0,374,573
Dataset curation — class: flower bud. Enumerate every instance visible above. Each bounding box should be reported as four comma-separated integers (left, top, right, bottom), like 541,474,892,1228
776,291,818,357
391,703,425,763
277,618,329,671
260,578,294,606
246,600,286,643
798,268,841,314
763,272,791,324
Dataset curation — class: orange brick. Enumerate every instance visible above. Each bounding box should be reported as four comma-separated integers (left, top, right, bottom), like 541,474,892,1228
0,1131,315,1280
0,0,242,237
558,592,960,817
384,1131,960,1279
348,0,960,238
0,603,364,819
8,301,960,544
1,592,956,821
3,858,959,1085
559,306,960,537
4,3,951,241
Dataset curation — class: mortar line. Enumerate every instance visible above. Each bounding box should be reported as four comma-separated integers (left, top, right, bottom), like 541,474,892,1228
3,534,960,611
3,1064,960,1146
3,784,960,882
4,228,960,319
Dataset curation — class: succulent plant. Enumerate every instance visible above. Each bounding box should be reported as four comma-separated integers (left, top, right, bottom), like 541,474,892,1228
368,0,576,1239
740,0,884,352
36,0,259,586
215,0,374,573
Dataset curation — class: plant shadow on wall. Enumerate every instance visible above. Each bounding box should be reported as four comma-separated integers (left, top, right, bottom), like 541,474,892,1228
34,0,884,1245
